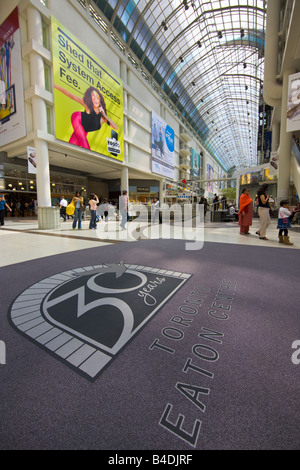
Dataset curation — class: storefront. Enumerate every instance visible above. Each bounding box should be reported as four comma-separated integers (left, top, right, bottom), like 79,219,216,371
165,182,196,206
0,161,88,215
128,181,160,206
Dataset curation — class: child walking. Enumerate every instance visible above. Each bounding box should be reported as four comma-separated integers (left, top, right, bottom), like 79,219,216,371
277,200,294,245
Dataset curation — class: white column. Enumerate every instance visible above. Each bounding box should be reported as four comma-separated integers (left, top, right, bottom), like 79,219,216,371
34,139,51,207
271,121,280,151
263,0,282,107
159,180,164,204
203,151,207,196
277,69,295,200
121,166,129,194
27,7,57,227
121,61,128,163
120,61,127,82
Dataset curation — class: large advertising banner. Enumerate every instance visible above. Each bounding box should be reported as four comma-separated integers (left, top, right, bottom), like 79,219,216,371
0,8,26,146
190,148,200,177
207,163,214,192
287,72,300,132
151,111,174,179
264,131,272,160
51,16,124,161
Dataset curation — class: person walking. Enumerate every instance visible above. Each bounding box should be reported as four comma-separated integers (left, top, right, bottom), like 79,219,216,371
152,197,161,223
277,200,294,245
221,195,227,210
213,194,219,211
238,188,253,234
256,184,270,240
0,195,12,226
199,196,208,218
59,196,68,222
119,190,128,230
72,191,84,229
88,193,99,229
103,198,110,222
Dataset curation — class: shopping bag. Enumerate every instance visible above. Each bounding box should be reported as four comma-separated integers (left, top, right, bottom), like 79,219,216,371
66,203,75,216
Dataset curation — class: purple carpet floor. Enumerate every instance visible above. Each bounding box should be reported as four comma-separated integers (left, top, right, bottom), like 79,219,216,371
0,239,299,450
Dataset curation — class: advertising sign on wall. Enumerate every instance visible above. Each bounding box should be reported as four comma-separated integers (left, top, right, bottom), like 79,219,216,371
151,111,174,179
264,131,272,160
207,163,214,192
190,148,200,177
27,146,36,174
51,16,124,161
286,72,300,132
269,151,279,176
0,8,26,146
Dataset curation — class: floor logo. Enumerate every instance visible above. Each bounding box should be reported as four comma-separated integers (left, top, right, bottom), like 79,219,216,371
9,262,191,380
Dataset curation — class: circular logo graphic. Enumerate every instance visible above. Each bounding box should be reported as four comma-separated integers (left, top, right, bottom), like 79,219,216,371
165,125,175,152
9,262,191,380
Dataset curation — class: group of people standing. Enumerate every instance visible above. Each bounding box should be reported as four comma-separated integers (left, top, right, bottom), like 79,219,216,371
60,190,129,231
212,194,227,211
0,194,12,226
59,192,85,229
0,196,36,226
238,183,296,246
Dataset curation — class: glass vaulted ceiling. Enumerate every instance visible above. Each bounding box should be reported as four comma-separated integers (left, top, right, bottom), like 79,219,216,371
93,0,266,171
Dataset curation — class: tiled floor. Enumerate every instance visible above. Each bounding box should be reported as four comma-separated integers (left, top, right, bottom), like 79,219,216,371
0,214,299,267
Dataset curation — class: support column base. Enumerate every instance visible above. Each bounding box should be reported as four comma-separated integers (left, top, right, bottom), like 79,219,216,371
38,207,60,229
277,188,290,201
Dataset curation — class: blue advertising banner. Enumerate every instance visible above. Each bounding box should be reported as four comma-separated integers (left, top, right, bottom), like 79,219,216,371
151,111,175,179
264,131,272,160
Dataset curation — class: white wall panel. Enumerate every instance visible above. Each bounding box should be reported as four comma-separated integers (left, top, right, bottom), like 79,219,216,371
129,145,150,170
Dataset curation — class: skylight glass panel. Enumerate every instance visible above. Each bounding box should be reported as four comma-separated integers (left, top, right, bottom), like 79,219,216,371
92,0,266,170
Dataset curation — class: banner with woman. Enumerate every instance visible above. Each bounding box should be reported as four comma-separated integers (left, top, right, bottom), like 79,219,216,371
51,16,124,161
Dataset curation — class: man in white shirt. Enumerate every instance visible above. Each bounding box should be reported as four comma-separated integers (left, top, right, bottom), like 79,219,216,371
59,196,68,221
152,197,162,224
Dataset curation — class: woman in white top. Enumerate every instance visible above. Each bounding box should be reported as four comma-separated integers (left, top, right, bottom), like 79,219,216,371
88,193,99,229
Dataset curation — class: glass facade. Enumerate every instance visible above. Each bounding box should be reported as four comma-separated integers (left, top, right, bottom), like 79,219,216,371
90,0,266,172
